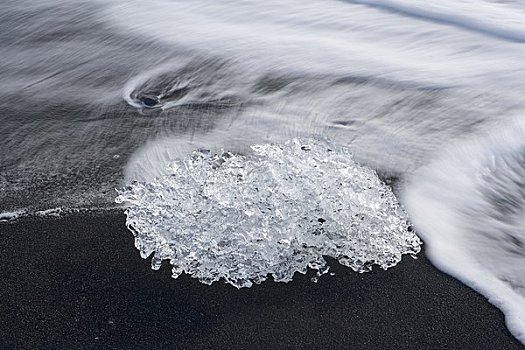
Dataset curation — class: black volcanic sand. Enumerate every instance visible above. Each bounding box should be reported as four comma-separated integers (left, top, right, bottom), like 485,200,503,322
0,212,523,350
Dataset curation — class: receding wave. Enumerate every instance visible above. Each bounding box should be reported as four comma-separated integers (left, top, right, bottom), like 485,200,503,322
403,118,525,344
347,0,525,43
116,139,421,288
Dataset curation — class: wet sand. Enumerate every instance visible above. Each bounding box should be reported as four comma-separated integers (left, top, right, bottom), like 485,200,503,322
0,212,523,350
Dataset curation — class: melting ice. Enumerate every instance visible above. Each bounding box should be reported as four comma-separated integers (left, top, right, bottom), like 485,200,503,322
116,139,421,288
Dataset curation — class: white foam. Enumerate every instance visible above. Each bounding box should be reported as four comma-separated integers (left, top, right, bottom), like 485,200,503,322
105,0,525,90
35,207,64,217
403,118,525,344
0,207,121,222
348,0,525,42
0,210,27,222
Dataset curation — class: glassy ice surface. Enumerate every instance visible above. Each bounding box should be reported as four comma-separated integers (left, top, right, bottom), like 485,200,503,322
116,139,421,288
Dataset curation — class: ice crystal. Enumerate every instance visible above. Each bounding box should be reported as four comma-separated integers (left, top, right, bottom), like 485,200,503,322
116,139,421,288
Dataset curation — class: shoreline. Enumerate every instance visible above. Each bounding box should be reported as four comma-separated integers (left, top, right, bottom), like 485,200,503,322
1,212,523,349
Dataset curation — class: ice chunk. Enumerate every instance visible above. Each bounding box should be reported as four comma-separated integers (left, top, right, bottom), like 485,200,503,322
116,139,421,288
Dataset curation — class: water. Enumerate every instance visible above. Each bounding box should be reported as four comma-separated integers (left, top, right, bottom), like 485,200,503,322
1,0,524,343
403,119,525,342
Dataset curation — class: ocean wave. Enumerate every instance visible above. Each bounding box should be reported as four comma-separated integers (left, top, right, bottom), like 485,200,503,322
346,0,525,42
403,118,525,344
105,0,525,89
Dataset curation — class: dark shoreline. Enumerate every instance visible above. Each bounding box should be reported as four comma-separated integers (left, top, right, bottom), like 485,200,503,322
1,212,523,350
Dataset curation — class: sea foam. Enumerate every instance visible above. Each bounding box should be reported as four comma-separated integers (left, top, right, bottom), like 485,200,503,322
403,119,525,344
116,139,421,288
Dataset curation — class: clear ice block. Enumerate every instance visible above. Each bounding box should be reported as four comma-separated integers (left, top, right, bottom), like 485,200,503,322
116,139,421,288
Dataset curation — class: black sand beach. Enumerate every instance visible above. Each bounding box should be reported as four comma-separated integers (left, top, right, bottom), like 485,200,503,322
0,212,523,350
